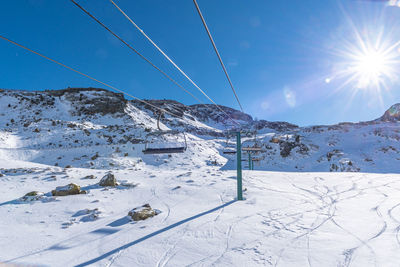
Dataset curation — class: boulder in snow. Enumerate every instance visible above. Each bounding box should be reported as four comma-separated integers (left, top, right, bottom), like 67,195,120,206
128,204,160,221
21,191,44,201
51,183,86,196
73,208,102,222
82,174,96,179
99,173,118,187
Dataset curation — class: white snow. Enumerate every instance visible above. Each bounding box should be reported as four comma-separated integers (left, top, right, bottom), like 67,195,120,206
1,89,400,266
2,162,400,266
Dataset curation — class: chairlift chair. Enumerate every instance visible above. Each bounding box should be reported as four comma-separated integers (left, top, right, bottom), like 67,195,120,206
242,130,262,152
242,146,262,152
222,131,237,154
222,149,237,155
142,131,188,155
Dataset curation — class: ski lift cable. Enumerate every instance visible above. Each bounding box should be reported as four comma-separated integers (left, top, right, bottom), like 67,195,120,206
192,0,244,113
0,34,183,119
107,0,240,126
70,0,205,109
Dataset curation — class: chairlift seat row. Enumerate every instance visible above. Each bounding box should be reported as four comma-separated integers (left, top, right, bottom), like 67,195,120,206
223,147,263,154
142,131,188,155
242,147,262,152
142,147,186,154
222,150,237,154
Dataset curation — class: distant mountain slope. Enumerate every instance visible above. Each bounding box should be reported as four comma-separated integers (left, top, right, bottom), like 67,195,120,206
1,87,400,173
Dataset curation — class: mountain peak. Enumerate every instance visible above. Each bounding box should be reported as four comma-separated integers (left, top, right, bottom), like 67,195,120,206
380,103,400,122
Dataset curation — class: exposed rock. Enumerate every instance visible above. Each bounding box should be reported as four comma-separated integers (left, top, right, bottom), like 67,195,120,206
80,209,101,222
330,159,360,172
73,208,102,222
330,163,339,172
47,87,127,116
128,204,160,221
189,104,252,123
91,153,99,161
279,141,297,157
277,137,309,157
326,150,344,161
21,191,44,201
51,183,86,196
338,158,360,172
99,173,118,187
253,120,298,132
82,175,96,179
120,181,138,188
379,103,400,122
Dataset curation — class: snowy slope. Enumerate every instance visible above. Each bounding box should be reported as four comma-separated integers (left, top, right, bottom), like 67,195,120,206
2,164,400,266
2,87,400,173
2,88,400,266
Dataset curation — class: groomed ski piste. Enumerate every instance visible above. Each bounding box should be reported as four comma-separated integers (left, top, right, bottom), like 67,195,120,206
2,88,400,266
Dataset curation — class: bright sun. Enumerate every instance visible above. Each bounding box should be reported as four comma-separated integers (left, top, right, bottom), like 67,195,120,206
352,49,389,88
326,11,400,100
330,33,400,97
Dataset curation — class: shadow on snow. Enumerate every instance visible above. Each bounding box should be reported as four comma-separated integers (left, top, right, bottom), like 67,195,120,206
74,199,237,267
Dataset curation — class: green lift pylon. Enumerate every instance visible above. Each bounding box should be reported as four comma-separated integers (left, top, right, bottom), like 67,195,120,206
236,132,243,200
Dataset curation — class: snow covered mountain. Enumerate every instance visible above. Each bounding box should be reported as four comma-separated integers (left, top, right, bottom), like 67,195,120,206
3,88,400,266
1,87,400,173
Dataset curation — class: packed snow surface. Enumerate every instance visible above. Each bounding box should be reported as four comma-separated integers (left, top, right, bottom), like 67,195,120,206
2,161,400,266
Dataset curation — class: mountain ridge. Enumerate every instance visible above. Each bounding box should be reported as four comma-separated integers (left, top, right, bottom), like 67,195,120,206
4,86,397,129
1,87,400,173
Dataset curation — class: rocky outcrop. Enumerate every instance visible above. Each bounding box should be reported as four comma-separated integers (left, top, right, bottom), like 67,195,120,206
128,204,160,221
21,191,44,201
379,103,400,122
330,158,360,172
52,183,86,196
189,104,252,124
99,173,118,187
253,120,298,132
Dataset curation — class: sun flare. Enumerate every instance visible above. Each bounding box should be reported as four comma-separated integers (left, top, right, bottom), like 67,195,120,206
330,29,400,99
351,49,391,88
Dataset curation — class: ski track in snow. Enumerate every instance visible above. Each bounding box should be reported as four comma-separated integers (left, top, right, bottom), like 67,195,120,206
3,166,400,266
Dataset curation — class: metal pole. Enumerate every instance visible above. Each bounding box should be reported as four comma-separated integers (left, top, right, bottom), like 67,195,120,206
236,132,243,200
248,153,251,170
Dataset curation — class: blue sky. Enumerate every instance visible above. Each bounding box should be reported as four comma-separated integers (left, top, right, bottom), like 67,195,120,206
1,0,400,126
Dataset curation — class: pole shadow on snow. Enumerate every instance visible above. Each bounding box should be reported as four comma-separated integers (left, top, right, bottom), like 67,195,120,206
74,199,237,267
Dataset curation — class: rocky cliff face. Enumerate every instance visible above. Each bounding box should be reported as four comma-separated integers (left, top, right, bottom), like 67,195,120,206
188,104,252,125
